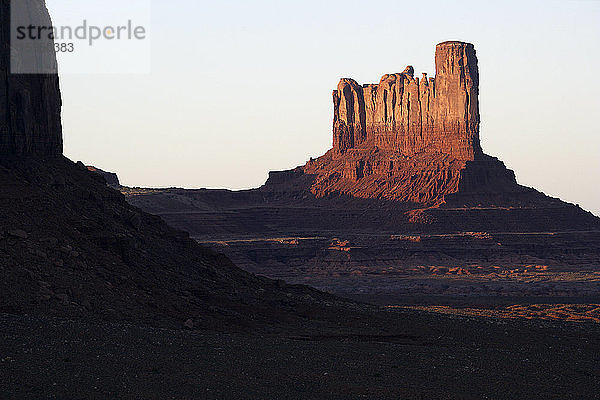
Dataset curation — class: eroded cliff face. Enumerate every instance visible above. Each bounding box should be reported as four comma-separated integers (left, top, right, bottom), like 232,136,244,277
333,41,480,161
267,41,520,205
0,0,63,157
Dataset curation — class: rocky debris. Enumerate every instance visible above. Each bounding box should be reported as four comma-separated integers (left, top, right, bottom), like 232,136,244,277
8,229,28,239
328,238,353,252
86,166,121,187
183,319,194,329
0,0,63,157
0,156,357,330
300,151,520,203
391,235,422,242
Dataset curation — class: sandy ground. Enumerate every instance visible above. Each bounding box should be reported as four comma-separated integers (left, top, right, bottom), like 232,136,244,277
1,311,599,400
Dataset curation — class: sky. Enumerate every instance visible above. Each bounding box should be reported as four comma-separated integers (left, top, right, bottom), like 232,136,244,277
47,0,600,215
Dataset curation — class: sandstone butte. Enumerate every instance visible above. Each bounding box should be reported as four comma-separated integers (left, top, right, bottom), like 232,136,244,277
266,41,521,205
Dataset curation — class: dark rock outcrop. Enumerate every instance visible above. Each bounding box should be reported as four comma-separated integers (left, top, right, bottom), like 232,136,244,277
0,0,63,157
87,165,121,187
0,0,354,330
0,157,347,329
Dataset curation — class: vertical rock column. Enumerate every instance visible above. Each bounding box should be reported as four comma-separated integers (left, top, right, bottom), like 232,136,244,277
431,41,480,160
0,0,63,157
332,78,366,154
331,41,481,161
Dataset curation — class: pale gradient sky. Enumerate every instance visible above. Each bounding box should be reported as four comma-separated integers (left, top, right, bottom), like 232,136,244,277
49,0,600,215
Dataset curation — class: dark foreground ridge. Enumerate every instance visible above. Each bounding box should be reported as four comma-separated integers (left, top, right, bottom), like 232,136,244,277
0,156,355,330
0,0,355,331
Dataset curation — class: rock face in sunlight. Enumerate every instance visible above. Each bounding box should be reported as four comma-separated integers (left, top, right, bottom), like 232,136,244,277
0,0,63,156
264,41,519,205
332,42,480,160
120,40,600,311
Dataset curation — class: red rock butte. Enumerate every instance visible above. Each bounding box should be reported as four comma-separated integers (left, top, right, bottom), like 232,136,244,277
267,41,520,205
333,41,480,160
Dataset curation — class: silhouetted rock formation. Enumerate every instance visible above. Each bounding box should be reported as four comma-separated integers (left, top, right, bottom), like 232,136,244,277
87,165,121,187
0,0,63,157
0,0,353,330
1,157,350,329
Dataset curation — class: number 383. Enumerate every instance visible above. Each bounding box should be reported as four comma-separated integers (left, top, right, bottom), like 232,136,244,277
54,43,74,53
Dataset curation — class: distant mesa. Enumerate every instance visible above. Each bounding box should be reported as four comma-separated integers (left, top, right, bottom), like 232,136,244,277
119,41,599,314
264,41,521,205
120,41,599,297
